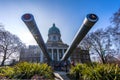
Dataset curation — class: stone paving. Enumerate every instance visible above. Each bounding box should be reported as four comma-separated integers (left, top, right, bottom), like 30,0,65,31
54,71,70,80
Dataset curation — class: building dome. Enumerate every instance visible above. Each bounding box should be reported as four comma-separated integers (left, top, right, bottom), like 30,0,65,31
48,23,60,35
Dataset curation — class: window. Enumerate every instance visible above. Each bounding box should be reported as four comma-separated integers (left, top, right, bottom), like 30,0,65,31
53,36,56,41
53,49,57,61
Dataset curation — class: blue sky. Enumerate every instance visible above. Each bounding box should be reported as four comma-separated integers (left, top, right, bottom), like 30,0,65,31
0,0,120,46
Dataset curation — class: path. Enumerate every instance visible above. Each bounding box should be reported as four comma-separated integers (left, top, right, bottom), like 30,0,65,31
54,71,70,80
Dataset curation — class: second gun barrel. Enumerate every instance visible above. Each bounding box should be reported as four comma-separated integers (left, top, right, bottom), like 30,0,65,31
61,14,98,61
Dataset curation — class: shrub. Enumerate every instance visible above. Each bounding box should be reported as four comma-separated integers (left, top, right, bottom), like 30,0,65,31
0,66,15,78
69,63,120,80
0,62,54,79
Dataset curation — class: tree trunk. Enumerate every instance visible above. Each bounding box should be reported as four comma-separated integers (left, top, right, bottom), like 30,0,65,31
1,58,6,66
1,49,7,66
101,55,106,64
99,54,105,64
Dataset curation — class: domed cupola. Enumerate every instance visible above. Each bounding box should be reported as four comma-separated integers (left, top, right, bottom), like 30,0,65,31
47,23,62,42
48,23,61,36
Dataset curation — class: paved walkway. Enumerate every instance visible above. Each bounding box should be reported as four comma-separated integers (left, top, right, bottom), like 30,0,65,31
54,71,70,80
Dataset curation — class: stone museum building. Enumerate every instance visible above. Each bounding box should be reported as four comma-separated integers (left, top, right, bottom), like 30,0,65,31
20,23,91,63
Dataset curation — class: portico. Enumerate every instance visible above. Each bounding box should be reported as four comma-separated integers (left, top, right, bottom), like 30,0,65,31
47,48,67,61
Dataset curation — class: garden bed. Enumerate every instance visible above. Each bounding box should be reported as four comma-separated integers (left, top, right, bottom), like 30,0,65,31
0,62,55,80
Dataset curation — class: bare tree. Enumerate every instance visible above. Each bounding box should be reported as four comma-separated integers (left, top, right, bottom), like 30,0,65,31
80,29,114,63
110,8,120,55
111,8,120,26
79,34,92,51
91,29,115,63
0,29,23,66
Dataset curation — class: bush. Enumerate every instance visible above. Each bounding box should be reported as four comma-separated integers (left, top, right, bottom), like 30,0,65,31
0,62,54,79
69,63,120,80
0,66,15,78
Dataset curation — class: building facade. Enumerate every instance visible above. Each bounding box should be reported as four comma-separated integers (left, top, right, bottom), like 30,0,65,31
46,23,68,61
20,45,43,62
70,47,91,63
19,23,91,63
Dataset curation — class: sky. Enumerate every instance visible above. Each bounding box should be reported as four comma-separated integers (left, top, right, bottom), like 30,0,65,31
0,0,120,46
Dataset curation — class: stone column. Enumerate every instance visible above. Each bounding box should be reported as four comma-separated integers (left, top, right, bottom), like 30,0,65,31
57,49,59,61
62,49,64,57
40,50,43,62
51,49,53,60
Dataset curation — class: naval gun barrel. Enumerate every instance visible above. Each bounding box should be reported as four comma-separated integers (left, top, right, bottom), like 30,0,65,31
61,14,98,61
21,13,52,63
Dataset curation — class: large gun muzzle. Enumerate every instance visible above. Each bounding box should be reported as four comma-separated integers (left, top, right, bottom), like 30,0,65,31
61,14,98,61
21,13,52,63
